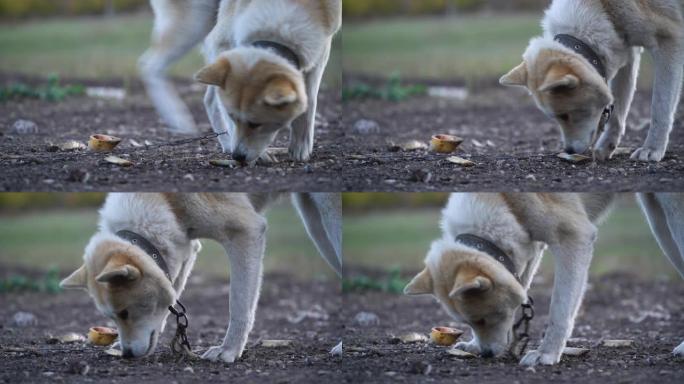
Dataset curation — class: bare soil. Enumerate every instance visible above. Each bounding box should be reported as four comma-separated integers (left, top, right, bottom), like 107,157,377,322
0,73,344,192
343,269,684,383
341,76,684,192
0,266,342,383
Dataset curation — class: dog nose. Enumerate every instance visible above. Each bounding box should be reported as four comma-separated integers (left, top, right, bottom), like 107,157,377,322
122,348,134,359
481,348,495,358
232,152,247,162
564,146,577,155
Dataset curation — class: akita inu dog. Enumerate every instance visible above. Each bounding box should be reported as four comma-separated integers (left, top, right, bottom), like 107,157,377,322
138,0,341,163
500,0,684,162
405,193,684,366
60,193,342,363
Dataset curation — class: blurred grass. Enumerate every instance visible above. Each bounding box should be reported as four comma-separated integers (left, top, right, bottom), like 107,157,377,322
344,196,678,279
343,14,654,84
0,14,341,87
0,202,336,281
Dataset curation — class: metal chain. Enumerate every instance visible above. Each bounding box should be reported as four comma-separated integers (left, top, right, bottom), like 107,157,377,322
510,296,535,358
168,300,198,361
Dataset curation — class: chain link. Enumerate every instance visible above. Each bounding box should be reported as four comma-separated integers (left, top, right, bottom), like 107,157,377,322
168,300,198,361
510,296,535,358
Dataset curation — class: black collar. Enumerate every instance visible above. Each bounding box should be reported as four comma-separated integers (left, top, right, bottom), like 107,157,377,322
252,40,301,70
554,34,607,80
455,234,520,282
116,230,172,282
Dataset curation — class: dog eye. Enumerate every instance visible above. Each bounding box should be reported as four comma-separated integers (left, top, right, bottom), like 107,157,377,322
118,310,129,320
246,121,261,129
473,318,486,326
557,113,570,122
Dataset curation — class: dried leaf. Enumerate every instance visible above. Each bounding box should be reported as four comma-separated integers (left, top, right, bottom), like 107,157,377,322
446,156,475,167
104,156,133,167
398,332,428,344
563,347,590,356
104,348,122,357
557,152,592,164
260,339,293,348
60,140,86,151
209,159,238,168
601,339,634,348
446,348,477,359
59,332,86,343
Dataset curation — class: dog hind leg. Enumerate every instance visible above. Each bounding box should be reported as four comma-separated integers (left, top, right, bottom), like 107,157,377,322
201,209,267,364
139,0,218,134
291,193,343,276
595,48,641,160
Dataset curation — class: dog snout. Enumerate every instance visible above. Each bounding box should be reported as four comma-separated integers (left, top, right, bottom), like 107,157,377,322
564,145,577,155
480,348,495,358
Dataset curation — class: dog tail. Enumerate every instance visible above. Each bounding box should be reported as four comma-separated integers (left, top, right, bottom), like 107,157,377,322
292,193,343,277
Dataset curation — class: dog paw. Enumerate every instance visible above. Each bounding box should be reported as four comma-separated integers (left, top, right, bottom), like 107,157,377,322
673,341,684,357
631,146,666,162
519,350,560,366
201,345,240,364
454,340,481,355
593,138,618,161
288,143,312,162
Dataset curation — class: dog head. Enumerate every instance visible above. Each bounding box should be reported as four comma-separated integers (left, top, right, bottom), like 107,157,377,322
500,38,613,154
60,235,183,358
195,47,307,163
404,239,526,357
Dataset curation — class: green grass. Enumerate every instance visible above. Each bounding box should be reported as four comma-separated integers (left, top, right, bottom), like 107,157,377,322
0,14,341,87
0,202,336,281
344,197,678,279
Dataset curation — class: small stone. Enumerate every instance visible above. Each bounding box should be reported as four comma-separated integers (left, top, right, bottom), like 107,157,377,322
11,120,39,135
183,174,195,182
408,361,432,375
12,312,37,327
59,332,86,343
261,339,293,348
304,164,313,174
352,119,381,135
409,169,432,183
67,361,89,376
329,341,342,357
354,312,380,327
601,339,634,348
183,366,194,374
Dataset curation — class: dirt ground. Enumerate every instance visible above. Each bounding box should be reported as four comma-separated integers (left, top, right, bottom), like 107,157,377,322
0,266,342,384
343,269,684,383
341,76,684,192
0,73,344,192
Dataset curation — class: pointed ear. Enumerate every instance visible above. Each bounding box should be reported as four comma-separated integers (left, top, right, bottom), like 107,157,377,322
404,268,433,295
96,262,141,284
449,275,492,299
500,62,528,87
195,57,232,87
538,65,579,92
60,264,88,290
263,75,298,107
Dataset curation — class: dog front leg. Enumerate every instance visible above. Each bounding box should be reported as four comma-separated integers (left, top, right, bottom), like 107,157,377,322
632,43,684,162
289,42,332,161
520,224,597,366
595,48,641,160
202,214,267,364
204,87,234,153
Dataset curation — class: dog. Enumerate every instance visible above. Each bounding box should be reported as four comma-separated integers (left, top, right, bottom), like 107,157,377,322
500,0,684,162
138,0,341,163
59,193,342,363
404,193,684,366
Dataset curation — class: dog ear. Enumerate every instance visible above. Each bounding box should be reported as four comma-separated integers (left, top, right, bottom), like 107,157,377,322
263,75,298,107
60,264,88,290
500,62,528,87
538,64,579,92
403,268,433,295
449,275,492,299
195,57,232,87
96,262,141,284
